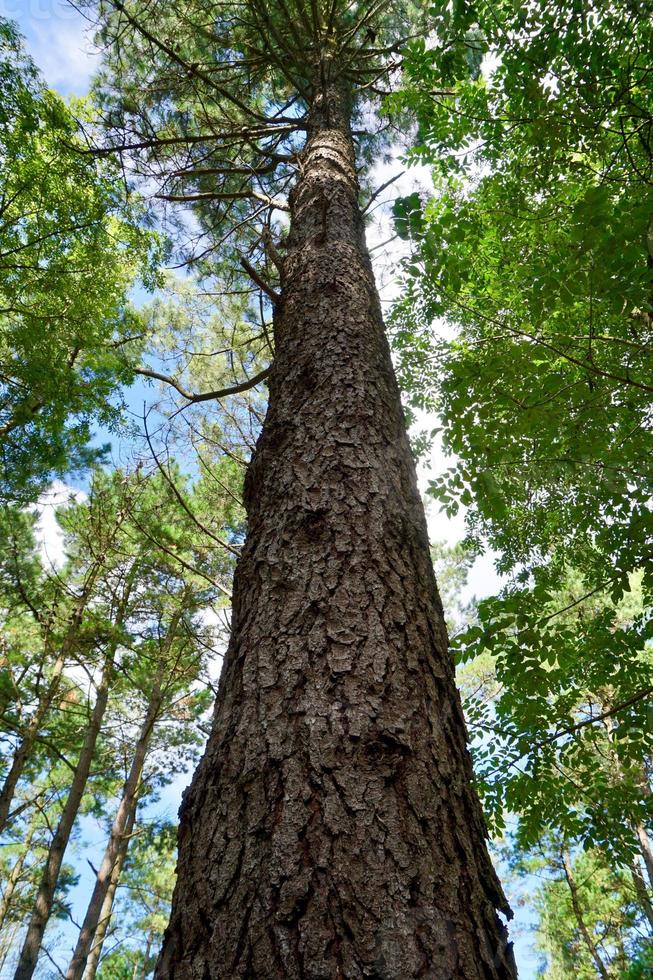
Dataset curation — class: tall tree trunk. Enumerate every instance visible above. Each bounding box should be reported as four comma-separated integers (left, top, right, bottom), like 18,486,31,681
14,654,114,980
561,849,609,980
0,821,36,931
0,562,103,834
0,923,20,976
630,861,653,931
12,556,137,979
0,652,65,834
601,709,653,901
636,822,653,891
157,80,515,979
82,805,137,980
138,933,153,980
66,673,165,980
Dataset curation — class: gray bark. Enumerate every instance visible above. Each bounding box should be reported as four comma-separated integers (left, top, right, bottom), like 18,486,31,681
156,82,515,979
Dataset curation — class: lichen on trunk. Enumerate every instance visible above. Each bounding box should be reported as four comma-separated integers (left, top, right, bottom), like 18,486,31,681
156,81,516,979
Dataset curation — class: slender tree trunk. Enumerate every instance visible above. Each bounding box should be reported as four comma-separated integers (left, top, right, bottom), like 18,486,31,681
0,653,65,834
12,556,137,980
157,79,515,979
0,822,36,931
636,822,653,891
14,655,114,980
601,710,653,903
0,923,20,976
82,805,137,980
561,849,609,980
138,933,153,980
66,677,164,980
630,862,653,931
0,562,103,834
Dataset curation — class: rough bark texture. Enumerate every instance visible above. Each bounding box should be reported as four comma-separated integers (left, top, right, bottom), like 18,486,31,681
157,82,516,979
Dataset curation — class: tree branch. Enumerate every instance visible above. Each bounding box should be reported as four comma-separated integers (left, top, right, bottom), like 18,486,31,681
239,257,281,303
540,687,653,747
134,364,271,404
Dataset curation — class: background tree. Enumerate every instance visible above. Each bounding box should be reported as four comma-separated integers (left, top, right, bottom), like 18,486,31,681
0,18,161,505
389,0,653,625
93,823,177,980
10,0,653,972
0,460,240,976
433,542,653,976
530,843,649,979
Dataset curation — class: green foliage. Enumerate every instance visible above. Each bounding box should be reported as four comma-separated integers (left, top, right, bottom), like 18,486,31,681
391,0,653,863
0,462,242,970
391,4,653,961
96,948,152,980
393,191,425,241
94,821,177,978
532,844,648,979
621,945,653,980
456,573,653,859
390,0,653,595
430,537,475,634
0,18,162,504
4,0,652,971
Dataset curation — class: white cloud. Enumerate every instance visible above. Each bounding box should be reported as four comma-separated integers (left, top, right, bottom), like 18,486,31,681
31,480,86,570
1,0,99,95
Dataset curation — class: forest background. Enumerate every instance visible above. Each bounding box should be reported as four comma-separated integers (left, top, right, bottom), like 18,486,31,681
1,0,651,977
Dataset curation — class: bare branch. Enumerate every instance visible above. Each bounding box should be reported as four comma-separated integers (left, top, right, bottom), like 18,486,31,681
134,365,271,404
239,257,281,303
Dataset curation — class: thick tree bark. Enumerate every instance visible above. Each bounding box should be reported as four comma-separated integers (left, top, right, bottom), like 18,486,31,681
157,80,515,979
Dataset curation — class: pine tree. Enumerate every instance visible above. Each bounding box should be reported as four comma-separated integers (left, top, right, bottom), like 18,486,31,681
91,1,516,974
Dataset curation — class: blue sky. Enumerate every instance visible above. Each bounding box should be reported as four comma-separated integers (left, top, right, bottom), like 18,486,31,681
2,0,99,95
1,2,543,974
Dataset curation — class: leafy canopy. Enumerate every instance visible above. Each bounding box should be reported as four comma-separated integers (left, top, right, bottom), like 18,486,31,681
0,18,161,504
390,0,653,875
